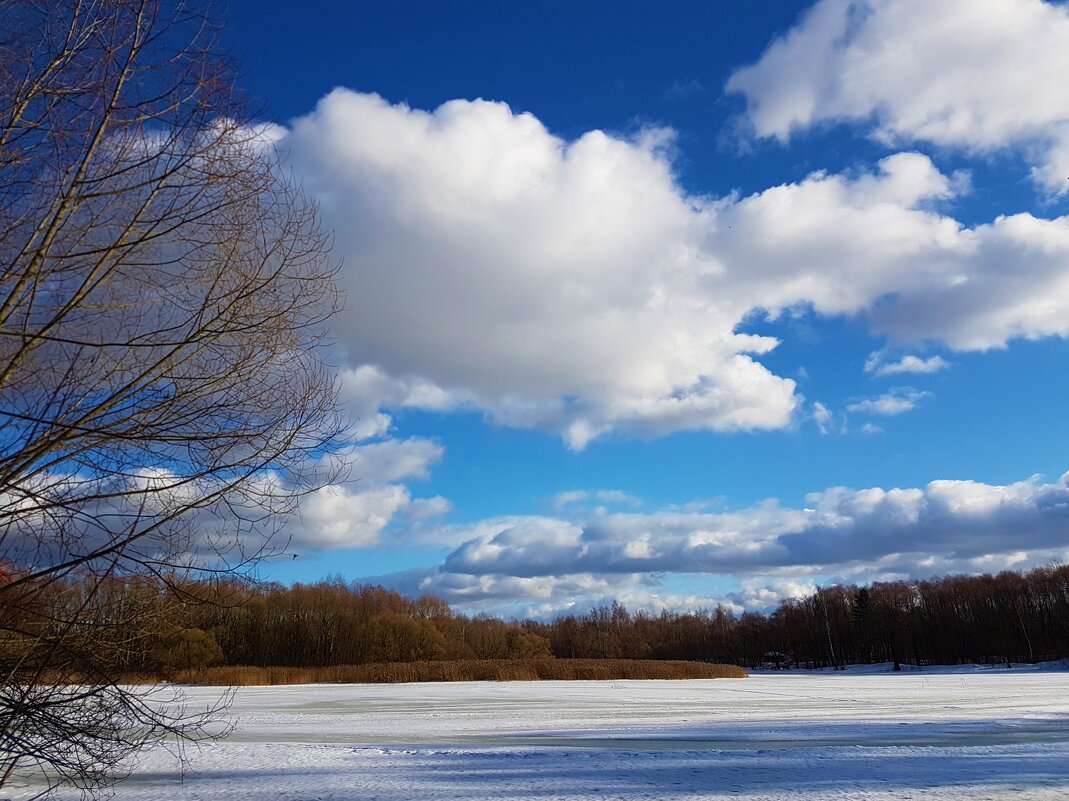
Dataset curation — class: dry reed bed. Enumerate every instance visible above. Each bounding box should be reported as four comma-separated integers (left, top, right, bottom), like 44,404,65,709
173,659,747,685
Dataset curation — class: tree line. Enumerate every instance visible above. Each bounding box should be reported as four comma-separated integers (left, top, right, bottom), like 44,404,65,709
533,564,1069,670
10,563,1065,678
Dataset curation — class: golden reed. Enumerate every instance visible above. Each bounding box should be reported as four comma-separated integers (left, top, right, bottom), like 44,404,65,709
171,659,747,685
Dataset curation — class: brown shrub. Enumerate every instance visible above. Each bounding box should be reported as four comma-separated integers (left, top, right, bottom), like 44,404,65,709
154,628,225,674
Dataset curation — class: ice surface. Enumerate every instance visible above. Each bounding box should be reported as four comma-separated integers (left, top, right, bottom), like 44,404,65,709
15,666,1069,800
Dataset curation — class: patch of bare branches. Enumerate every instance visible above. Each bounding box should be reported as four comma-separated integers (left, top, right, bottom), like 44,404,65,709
0,0,344,795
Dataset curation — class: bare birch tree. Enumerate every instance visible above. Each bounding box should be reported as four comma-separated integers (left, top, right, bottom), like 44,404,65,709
0,0,344,795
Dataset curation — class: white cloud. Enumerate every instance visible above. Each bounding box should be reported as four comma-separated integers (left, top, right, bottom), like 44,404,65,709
865,352,949,377
3,458,446,564
846,388,931,416
397,515,562,550
338,364,474,442
727,0,1069,193
351,437,444,483
867,212,1069,349
391,569,647,619
285,437,447,550
284,91,799,448
713,152,965,318
369,471,1069,613
552,490,589,509
280,93,1069,449
717,154,1069,350
403,495,453,521
350,413,392,442
812,401,833,434
729,578,818,611
291,483,411,549
438,505,807,578
371,567,747,619
713,152,1050,339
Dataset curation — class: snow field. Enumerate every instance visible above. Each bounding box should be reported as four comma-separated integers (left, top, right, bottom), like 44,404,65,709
19,668,1069,800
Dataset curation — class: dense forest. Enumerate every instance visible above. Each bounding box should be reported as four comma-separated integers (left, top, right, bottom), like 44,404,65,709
5,563,1068,679
536,564,1069,670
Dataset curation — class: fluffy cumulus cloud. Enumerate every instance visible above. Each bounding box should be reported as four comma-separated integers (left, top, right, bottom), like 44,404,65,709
2,442,449,570
349,437,444,483
338,365,473,442
285,437,448,550
727,0,1069,193
278,93,1069,448
714,154,1069,350
372,472,1069,614
291,483,411,550
284,90,798,448
866,212,1069,349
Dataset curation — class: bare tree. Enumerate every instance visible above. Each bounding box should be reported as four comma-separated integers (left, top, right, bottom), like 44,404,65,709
0,0,344,795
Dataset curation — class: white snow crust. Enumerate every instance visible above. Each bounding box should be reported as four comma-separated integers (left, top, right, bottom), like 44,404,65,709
16,665,1069,800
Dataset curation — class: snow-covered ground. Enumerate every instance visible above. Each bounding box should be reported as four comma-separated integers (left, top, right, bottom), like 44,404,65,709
20,665,1069,800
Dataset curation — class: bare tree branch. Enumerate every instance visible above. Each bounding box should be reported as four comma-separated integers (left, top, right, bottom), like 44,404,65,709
0,1,346,795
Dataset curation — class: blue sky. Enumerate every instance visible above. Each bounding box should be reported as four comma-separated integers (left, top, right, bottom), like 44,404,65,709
220,0,1069,617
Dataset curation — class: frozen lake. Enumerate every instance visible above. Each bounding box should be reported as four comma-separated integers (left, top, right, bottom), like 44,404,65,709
24,665,1069,800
